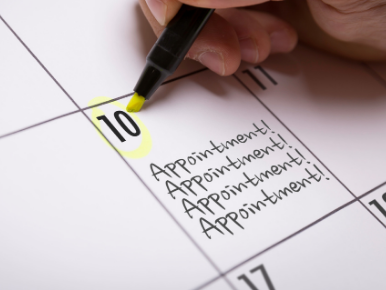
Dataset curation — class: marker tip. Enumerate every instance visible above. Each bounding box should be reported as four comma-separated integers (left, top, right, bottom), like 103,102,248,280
126,92,145,112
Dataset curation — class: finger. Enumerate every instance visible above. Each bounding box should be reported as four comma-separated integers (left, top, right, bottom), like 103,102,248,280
144,0,182,26
245,9,298,54
217,8,297,64
179,0,281,9
139,0,241,75
306,0,386,51
139,0,167,37
142,0,280,27
258,0,386,60
216,9,270,64
185,13,241,76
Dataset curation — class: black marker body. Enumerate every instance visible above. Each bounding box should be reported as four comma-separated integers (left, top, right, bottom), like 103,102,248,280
134,5,214,100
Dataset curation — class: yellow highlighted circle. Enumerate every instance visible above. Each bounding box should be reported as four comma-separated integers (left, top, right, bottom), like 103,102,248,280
88,96,152,159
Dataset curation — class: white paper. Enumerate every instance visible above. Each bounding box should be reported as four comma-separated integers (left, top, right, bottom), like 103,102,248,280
1,1,386,289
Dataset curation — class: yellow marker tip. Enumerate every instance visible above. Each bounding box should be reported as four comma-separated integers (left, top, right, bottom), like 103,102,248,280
126,92,146,112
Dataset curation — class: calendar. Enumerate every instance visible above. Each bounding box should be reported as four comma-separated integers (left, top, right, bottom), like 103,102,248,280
1,1,386,289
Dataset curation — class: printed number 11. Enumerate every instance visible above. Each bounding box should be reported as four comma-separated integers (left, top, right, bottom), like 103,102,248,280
242,65,277,91
238,264,275,290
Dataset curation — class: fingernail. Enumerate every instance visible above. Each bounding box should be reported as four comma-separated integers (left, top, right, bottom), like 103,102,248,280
198,51,225,76
270,30,291,53
239,38,259,63
146,0,167,26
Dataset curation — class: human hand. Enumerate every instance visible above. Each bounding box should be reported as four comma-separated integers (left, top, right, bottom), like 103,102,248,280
139,0,298,76
257,0,386,61
140,0,386,76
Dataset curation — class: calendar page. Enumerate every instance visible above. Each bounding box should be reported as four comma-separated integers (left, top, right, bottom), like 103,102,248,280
1,1,386,290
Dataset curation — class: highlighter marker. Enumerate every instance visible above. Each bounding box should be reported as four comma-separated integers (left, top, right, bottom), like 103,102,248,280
126,5,214,112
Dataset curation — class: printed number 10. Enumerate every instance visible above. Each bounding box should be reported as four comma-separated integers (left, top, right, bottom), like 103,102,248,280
369,192,386,218
97,111,140,142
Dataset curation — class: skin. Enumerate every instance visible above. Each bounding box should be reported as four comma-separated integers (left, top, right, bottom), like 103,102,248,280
140,0,386,76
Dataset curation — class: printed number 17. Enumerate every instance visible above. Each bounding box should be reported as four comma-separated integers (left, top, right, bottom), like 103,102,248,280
238,264,275,290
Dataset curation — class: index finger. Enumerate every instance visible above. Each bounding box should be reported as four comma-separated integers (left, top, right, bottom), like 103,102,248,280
179,0,280,9
144,0,277,26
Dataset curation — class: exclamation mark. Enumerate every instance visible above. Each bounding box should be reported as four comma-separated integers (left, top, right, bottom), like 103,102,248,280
314,164,329,180
278,134,288,145
261,120,274,134
295,148,309,164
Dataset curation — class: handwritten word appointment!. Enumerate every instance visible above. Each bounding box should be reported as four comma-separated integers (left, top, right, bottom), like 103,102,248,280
198,165,327,239
147,119,332,240
150,121,279,181
166,149,305,200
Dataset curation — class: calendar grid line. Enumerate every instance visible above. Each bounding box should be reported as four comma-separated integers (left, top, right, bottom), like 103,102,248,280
357,199,386,228
0,65,209,141
222,198,357,276
196,177,386,289
3,12,385,290
162,67,208,85
0,16,236,290
358,180,386,227
197,73,385,281
233,74,357,198
0,91,133,140
0,109,81,139
82,112,237,290
233,73,386,228
0,15,80,110
79,68,208,111
358,180,386,200
192,274,225,290
82,93,134,110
